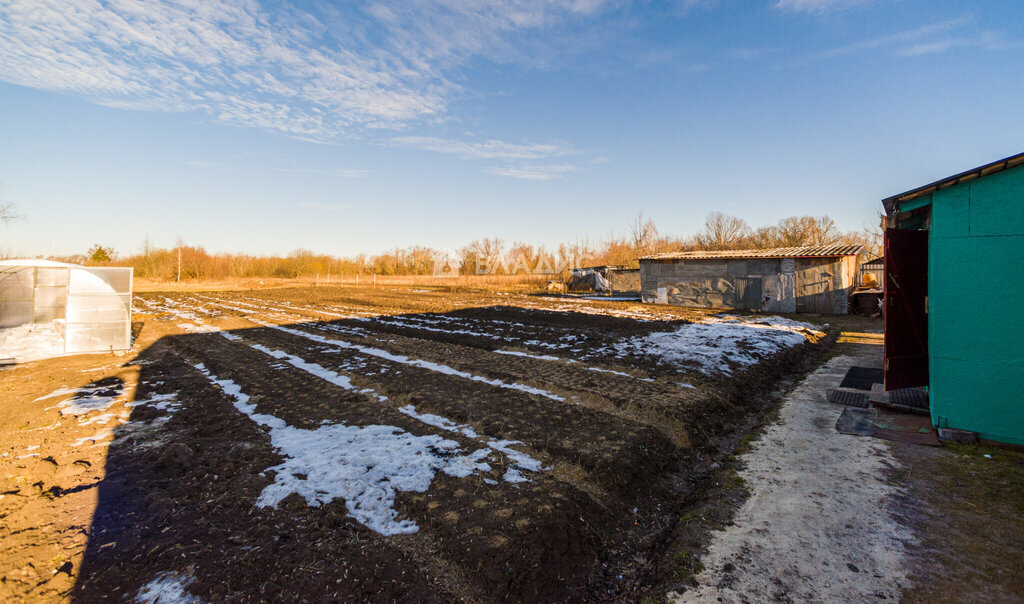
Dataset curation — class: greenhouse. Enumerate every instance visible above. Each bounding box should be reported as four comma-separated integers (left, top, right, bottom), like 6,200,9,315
0,259,133,363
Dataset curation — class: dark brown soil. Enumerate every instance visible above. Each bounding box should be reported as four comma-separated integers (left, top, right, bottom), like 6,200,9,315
1,286,827,602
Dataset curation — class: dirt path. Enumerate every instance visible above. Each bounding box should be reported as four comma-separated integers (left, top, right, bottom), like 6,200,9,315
670,348,914,601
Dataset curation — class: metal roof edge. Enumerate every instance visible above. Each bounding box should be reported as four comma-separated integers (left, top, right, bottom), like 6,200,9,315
882,151,1024,215
639,245,864,261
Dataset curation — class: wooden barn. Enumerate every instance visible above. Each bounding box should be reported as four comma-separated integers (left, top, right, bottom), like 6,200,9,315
883,151,1024,446
639,245,863,314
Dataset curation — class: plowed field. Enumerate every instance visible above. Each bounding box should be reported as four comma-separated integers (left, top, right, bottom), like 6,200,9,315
0,286,829,602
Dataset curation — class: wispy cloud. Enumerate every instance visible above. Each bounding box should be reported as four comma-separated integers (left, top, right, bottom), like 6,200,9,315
820,19,968,57
803,17,1017,61
774,0,875,13
273,168,371,178
486,164,579,180
0,1,614,141
897,31,1022,57
389,136,573,160
389,135,583,179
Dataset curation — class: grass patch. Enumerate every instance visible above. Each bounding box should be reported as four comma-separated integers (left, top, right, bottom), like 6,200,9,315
673,549,705,583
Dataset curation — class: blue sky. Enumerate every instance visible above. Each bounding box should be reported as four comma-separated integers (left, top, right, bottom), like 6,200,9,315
1,0,1022,258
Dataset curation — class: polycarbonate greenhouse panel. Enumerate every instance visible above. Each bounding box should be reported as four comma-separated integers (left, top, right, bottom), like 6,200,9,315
65,293,131,323
65,320,131,353
63,267,133,354
0,269,35,327
0,261,133,360
35,267,69,287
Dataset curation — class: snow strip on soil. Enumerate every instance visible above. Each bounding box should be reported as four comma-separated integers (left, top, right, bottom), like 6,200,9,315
397,405,548,481
672,354,912,602
240,338,545,483
135,571,201,603
254,320,566,402
194,363,494,535
495,349,651,380
615,315,821,375
494,350,561,361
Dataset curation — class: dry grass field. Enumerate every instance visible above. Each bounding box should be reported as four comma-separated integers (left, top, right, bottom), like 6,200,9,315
1,285,832,601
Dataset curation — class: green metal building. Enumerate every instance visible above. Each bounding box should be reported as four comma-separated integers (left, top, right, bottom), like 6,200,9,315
883,152,1024,446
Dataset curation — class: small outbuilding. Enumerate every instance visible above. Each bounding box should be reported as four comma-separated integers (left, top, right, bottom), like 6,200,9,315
0,259,133,363
568,265,640,293
639,245,863,314
883,151,1024,446
860,257,884,288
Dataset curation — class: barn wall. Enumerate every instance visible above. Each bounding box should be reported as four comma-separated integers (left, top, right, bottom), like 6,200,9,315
641,256,853,313
829,256,858,314
925,164,1024,445
607,269,640,293
762,257,796,313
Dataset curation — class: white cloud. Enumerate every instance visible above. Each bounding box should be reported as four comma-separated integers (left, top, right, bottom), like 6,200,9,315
486,164,579,180
0,1,613,140
389,136,573,160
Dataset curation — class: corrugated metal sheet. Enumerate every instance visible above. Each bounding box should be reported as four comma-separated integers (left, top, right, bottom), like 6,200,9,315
640,245,864,261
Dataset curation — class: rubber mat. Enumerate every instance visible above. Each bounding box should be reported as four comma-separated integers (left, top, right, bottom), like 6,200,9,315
887,388,929,409
835,407,878,436
827,389,869,408
839,366,884,391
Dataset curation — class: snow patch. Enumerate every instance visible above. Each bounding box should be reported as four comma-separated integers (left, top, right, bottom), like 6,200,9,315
0,320,65,362
135,571,201,603
70,429,114,446
38,383,127,416
616,315,820,375
194,363,494,535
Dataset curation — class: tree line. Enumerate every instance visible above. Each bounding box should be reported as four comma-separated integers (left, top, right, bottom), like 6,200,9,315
56,212,881,280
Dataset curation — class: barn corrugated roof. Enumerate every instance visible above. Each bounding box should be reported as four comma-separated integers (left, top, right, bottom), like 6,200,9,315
640,245,864,261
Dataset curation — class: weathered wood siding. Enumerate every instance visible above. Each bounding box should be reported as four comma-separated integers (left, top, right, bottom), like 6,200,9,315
607,269,640,293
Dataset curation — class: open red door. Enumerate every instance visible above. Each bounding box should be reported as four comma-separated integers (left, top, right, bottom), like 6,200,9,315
884,228,928,390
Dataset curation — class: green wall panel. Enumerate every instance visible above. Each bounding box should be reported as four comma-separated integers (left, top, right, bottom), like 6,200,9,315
927,163,1024,445
969,166,1024,237
931,357,1024,446
930,186,970,238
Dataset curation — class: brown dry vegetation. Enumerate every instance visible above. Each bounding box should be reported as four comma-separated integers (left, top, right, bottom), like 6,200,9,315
46,212,882,283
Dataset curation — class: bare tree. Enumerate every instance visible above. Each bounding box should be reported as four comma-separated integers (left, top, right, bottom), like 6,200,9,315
1,180,19,223
749,215,843,248
629,214,659,256
775,216,842,246
0,201,17,223
750,225,783,249
694,212,751,250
